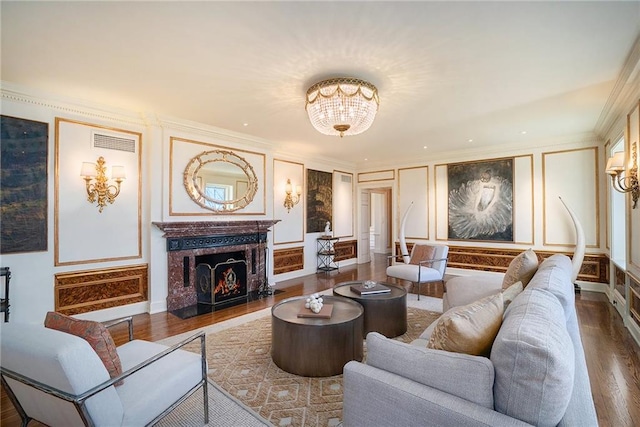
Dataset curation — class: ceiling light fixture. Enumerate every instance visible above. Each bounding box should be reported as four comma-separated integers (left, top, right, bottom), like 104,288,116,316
305,77,379,137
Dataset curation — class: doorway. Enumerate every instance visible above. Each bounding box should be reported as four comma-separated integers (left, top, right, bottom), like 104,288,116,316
359,187,392,264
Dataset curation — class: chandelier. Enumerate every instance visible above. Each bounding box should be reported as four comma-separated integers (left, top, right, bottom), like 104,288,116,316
305,77,379,137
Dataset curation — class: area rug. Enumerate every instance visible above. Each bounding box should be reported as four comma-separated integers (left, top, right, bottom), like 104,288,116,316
157,380,271,426
167,305,441,427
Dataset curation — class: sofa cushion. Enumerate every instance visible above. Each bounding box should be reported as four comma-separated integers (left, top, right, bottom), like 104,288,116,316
442,275,503,311
526,254,575,319
366,332,496,408
501,281,523,310
491,288,574,427
427,292,503,356
45,311,123,382
502,249,538,289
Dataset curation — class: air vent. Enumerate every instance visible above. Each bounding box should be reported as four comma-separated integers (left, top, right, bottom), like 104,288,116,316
341,174,352,183
93,132,136,153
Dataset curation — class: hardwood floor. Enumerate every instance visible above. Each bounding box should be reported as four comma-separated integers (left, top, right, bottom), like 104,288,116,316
2,254,639,426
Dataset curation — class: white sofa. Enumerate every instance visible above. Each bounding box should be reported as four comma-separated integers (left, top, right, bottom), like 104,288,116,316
0,319,207,426
343,255,598,426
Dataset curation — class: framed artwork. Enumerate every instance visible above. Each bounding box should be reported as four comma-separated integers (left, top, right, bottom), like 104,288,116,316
306,169,332,233
0,115,49,254
448,157,514,241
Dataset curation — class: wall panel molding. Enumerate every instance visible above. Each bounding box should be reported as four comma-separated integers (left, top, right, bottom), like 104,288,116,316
394,243,608,283
55,264,148,315
273,247,304,274
335,240,357,262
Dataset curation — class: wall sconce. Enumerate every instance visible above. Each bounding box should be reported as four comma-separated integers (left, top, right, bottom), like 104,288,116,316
80,156,125,213
606,144,638,209
283,179,302,213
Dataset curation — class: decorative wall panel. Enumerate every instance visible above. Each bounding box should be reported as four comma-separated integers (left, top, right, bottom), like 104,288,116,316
358,169,394,183
55,264,148,315
273,247,304,274
55,118,142,266
273,159,304,244
394,243,608,283
335,240,357,262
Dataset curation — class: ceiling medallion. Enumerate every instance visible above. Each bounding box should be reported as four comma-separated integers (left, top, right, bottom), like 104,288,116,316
305,77,379,137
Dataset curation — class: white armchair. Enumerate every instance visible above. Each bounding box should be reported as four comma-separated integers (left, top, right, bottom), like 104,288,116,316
0,317,208,426
386,244,449,300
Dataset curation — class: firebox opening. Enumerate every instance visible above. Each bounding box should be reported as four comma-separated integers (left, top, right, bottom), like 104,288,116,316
195,251,248,308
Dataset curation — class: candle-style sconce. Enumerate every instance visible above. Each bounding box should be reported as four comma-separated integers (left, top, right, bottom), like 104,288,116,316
283,179,302,213
80,157,125,213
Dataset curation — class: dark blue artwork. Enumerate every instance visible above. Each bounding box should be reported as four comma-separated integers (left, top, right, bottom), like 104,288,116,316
1,115,49,253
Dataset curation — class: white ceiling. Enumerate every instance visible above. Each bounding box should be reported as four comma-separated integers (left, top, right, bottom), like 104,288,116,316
2,1,640,168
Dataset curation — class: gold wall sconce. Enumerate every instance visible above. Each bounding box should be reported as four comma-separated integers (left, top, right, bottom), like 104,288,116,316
80,157,125,213
606,144,638,209
283,179,302,213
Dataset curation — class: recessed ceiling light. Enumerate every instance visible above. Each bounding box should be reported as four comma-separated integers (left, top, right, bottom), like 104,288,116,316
243,123,249,127
468,139,473,143
521,130,527,135
364,158,368,161
423,146,427,149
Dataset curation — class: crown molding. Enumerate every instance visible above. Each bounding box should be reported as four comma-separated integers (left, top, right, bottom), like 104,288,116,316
151,113,274,151
357,131,601,172
595,33,640,139
0,80,147,127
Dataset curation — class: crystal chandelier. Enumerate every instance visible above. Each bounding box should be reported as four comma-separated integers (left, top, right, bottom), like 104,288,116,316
305,77,380,137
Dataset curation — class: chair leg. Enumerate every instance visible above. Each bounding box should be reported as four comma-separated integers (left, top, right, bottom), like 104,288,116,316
417,283,421,300
203,380,209,424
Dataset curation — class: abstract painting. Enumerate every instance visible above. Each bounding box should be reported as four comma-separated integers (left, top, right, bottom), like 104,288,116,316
448,158,513,241
1,115,49,253
306,169,332,233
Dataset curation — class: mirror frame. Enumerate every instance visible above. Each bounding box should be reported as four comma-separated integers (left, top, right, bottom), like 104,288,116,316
183,149,258,213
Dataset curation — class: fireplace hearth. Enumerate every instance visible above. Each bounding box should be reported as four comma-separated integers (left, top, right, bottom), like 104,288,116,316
153,220,279,315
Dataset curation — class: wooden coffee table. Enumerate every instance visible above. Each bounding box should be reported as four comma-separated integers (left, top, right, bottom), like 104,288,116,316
333,281,407,338
271,295,364,377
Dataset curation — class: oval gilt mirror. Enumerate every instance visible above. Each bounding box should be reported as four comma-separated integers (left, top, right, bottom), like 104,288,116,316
184,150,258,213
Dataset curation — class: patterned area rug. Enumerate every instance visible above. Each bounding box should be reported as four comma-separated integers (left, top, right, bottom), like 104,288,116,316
180,307,441,427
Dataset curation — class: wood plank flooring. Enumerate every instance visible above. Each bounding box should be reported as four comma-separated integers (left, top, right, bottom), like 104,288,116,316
2,254,639,426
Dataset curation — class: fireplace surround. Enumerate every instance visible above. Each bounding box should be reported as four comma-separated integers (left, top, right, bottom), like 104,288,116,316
153,220,279,312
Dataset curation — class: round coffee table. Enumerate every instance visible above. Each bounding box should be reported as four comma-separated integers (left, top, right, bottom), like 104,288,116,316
333,281,407,338
271,295,364,377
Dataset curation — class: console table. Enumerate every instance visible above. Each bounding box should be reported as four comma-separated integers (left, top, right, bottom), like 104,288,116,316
316,236,339,273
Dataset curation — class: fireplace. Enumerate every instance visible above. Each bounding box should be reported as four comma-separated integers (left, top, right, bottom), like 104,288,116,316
153,220,279,313
195,251,247,307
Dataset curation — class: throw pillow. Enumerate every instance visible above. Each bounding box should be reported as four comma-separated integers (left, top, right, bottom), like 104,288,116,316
427,292,504,356
502,281,524,310
409,245,436,266
502,249,538,289
44,311,123,383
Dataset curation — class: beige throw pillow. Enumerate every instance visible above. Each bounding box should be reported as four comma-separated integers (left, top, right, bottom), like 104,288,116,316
427,293,504,356
502,249,538,289
502,281,524,310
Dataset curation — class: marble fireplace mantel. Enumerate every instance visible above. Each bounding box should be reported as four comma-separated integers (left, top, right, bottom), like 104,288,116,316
153,220,280,312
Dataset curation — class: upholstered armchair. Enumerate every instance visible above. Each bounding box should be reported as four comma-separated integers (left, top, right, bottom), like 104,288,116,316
0,316,208,426
386,244,449,300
